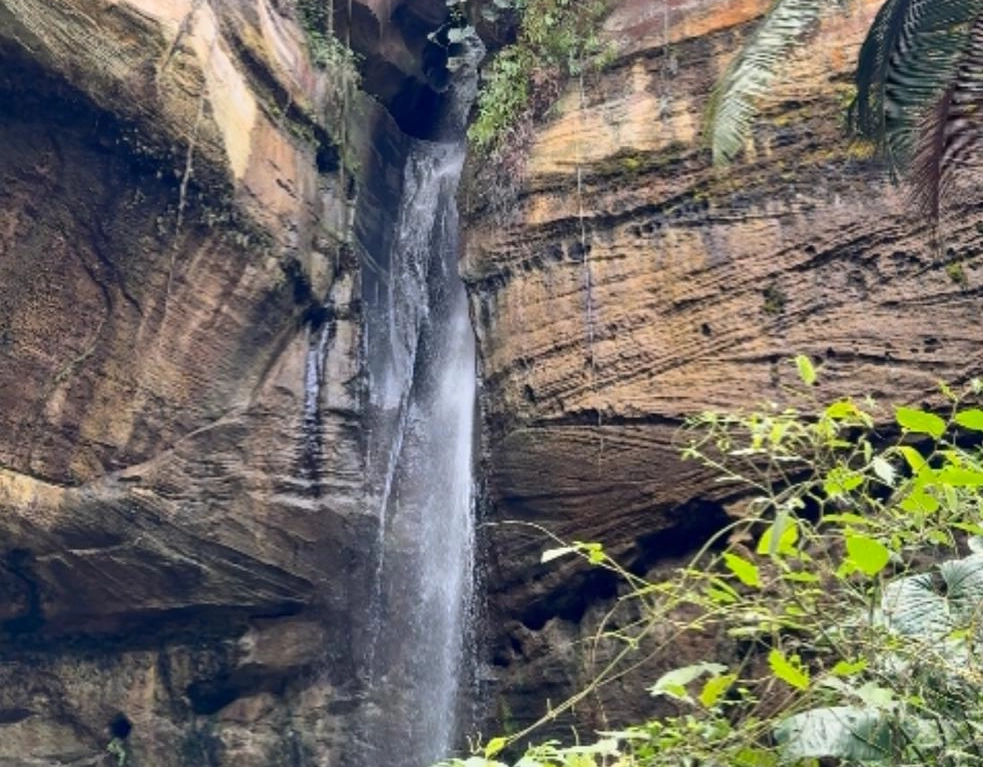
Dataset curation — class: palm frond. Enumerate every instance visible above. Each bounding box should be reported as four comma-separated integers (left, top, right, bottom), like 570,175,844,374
851,0,979,171
909,12,983,218
851,0,904,139
707,0,828,164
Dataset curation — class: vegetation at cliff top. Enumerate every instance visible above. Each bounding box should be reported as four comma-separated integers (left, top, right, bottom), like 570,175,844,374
469,0,981,222
457,0,610,155
439,359,983,766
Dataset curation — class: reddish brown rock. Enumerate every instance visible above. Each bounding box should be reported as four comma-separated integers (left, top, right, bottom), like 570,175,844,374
464,0,983,737
0,0,455,763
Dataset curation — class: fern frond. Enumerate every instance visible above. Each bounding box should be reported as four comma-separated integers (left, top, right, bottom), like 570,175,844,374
707,0,829,165
852,0,979,171
909,12,983,219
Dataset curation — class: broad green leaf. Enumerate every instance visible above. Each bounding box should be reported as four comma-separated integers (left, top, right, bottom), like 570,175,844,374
768,649,810,690
883,573,950,640
881,554,983,642
723,552,760,587
774,707,893,761
699,673,737,708
895,406,946,439
939,555,983,625
484,737,507,759
954,408,983,431
796,354,817,386
845,533,891,577
831,658,868,676
936,466,983,487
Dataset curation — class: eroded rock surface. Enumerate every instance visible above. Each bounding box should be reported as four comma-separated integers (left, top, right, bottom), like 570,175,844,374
0,0,453,763
464,0,983,737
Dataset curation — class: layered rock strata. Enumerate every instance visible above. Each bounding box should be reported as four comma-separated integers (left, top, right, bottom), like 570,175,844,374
464,0,983,737
0,0,452,763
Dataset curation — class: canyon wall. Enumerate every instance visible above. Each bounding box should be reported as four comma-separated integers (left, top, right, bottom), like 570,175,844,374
464,0,983,738
2,0,983,762
0,0,452,763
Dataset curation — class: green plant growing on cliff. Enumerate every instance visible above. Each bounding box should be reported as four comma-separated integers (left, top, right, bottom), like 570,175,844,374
438,360,983,766
295,0,361,114
707,0,983,221
105,737,127,766
467,0,610,154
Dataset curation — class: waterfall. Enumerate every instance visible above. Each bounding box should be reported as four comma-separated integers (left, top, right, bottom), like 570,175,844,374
345,35,483,767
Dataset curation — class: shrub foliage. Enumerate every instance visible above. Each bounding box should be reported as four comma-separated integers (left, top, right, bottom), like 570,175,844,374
443,359,983,766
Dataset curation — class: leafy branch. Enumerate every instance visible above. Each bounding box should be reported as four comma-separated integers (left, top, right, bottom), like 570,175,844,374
438,362,983,766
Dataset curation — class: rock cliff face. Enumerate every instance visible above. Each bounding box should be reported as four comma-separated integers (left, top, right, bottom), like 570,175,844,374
3,0,982,761
463,0,983,737
0,0,454,763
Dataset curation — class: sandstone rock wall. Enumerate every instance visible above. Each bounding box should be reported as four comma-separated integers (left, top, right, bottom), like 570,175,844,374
464,0,983,737
0,0,449,763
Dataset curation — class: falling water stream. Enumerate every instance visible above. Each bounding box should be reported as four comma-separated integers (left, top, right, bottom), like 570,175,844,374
342,37,483,767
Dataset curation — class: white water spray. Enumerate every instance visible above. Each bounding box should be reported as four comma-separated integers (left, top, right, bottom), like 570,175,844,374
350,36,482,767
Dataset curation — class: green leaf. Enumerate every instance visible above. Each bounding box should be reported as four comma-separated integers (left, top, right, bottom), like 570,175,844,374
706,576,741,603
707,0,827,163
939,555,983,626
823,512,873,526
845,533,891,577
897,445,927,472
484,737,507,759
757,515,799,556
699,673,737,708
774,707,893,760
823,466,864,498
825,399,865,421
856,682,895,709
954,408,983,431
831,658,868,676
768,649,810,690
936,466,983,487
895,406,946,439
733,747,778,767
795,355,817,386
723,552,760,587
650,662,728,700
783,570,821,583
880,558,983,639
899,490,940,514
